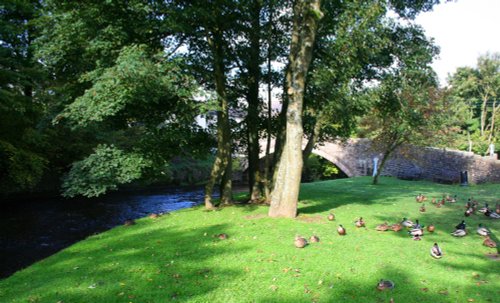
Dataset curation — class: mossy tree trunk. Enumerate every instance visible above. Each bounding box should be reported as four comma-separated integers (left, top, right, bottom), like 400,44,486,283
204,28,232,209
269,0,323,218
246,0,262,202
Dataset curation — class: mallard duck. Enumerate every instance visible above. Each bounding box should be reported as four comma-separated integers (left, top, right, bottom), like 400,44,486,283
455,220,466,230
419,204,426,213
430,243,443,259
354,217,365,228
478,203,490,214
483,236,497,248
408,228,423,237
465,200,472,209
413,219,423,229
477,224,490,236
149,213,160,219
294,236,308,248
309,235,320,243
496,203,500,214
376,222,390,231
390,223,402,232
427,224,435,232
124,219,136,226
416,194,426,203
450,195,457,203
451,229,466,237
464,207,474,217
337,225,346,236
376,279,395,291
327,213,335,221
401,218,414,228
485,209,500,219
431,198,437,204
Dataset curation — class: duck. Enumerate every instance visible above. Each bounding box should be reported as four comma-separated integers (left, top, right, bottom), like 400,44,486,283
376,279,395,291
124,219,136,226
218,233,229,240
327,213,335,221
419,204,426,213
496,203,500,214
430,243,443,259
431,197,437,204
465,200,472,209
483,236,497,248
478,203,490,214
413,219,423,229
309,235,320,243
464,207,474,217
416,194,426,203
376,222,390,231
477,224,490,236
427,224,435,232
408,228,423,237
485,209,500,219
455,220,466,230
294,236,308,248
149,213,160,219
450,195,457,203
451,229,466,237
354,217,366,228
401,218,414,228
390,223,402,232
337,225,346,236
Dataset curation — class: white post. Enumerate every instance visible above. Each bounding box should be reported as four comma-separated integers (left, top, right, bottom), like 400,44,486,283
489,143,495,157
372,157,379,177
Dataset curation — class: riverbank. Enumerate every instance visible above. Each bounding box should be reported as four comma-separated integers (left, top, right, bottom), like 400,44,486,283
0,177,498,302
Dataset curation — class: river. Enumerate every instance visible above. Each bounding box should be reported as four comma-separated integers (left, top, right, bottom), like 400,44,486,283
0,186,211,279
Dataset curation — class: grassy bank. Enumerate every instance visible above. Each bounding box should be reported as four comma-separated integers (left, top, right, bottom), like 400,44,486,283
0,177,499,302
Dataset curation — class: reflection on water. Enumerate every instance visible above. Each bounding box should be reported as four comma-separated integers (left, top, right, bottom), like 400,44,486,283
0,186,211,279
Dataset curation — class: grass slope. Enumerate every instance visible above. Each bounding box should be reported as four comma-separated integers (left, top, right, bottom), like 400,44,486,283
0,177,499,303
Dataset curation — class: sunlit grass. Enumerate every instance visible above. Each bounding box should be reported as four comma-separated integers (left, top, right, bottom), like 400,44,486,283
0,177,499,302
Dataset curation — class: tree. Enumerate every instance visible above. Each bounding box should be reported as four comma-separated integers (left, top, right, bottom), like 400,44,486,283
448,53,500,154
269,0,323,218
0,0,48,194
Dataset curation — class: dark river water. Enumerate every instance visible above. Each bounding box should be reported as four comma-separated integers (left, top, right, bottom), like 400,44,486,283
0,186,211,279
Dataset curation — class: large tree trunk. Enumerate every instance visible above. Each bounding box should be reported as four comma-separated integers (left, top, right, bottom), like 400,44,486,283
247,0,262,202
205,29,232,209
269,0,322,218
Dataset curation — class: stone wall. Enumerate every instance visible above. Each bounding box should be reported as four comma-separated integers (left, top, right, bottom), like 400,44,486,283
312,139,500,184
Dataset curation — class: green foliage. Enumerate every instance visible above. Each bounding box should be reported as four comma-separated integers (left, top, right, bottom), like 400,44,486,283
0,140,47,193
62,145,151,198
1,178,498,302
59,44,196,128
302,155,342,182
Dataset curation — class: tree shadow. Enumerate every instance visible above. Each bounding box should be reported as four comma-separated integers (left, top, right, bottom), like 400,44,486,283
0,221,249,302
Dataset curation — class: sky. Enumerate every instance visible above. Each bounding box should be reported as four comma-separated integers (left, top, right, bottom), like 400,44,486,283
415,0,500,86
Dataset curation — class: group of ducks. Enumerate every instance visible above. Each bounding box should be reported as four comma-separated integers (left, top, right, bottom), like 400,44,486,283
465,200,500,219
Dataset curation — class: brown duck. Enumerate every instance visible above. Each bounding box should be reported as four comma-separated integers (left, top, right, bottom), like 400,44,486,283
483,236,497,248
327,213,335,221
294,236,308,248
376,222,390,231
390,223,402,232
355,217,365,228
419,204,426,213
376,279,395,291
337,225,346,236
124,219,136,226
427,224,435,232
309,235,320,243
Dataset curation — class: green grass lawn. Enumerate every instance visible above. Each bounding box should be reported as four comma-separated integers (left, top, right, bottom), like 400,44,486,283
1,177,499,303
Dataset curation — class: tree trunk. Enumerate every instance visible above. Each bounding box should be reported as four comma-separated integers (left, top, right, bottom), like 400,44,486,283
302,115,321,164
205,29,232,208
269,0,322,218
263,1,274,203
372,141,400,185
247,0,262,201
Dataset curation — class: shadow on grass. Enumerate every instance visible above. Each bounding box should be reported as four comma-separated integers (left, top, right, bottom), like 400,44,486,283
0,221,249,302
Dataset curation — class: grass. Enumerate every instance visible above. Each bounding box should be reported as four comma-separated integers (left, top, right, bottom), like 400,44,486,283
0,177,499,303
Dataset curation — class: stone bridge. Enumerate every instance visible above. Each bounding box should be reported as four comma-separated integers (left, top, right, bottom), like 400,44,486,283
259,138,500,184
